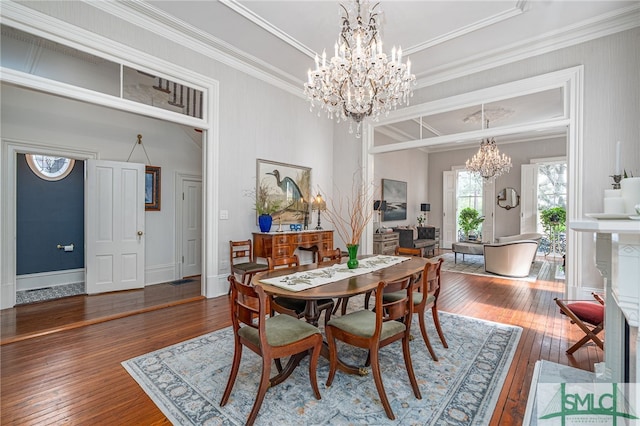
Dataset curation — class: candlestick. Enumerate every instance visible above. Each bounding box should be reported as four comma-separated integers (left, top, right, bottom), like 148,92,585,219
611,174,622,190
615,141,621,175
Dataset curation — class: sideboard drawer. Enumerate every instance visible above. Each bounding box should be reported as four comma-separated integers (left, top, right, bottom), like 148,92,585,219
273,245,291,257
273,235,290,245
253,231,334,260
373,232,399,255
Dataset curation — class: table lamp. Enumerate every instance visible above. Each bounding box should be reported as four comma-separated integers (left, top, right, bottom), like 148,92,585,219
420,203,430,225
312,193,326,230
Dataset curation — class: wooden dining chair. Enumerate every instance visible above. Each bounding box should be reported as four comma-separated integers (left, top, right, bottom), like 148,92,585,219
221,275,323,426
313,248,351,316
555,292,604,354
383,257,447,361
363,246,425,310
315,248,343,264
325,277,421,420
229,239,268,294
267,255,335,324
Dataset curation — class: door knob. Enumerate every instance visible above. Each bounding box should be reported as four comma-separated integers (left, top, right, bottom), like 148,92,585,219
137,231,144,236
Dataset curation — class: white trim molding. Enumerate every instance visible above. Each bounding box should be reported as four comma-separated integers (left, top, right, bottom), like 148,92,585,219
365,66,584,297
0,3,221,307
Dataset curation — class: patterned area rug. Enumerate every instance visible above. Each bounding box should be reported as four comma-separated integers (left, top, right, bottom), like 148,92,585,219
436,252,547,282
15,282,85,305
122,308,521,425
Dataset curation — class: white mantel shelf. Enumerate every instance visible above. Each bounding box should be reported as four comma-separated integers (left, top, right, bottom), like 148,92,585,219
570,217,640,382
570,218,640,234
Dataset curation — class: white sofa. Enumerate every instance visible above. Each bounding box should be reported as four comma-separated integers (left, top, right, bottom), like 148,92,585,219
483,240,539,277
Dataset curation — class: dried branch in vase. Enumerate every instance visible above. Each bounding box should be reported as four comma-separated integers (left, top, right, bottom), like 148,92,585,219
322,174,377,247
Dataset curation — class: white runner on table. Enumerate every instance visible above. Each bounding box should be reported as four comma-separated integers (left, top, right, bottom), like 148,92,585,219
258,255,410,292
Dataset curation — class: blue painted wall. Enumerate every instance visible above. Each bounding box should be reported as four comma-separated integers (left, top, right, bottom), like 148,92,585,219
16,154,84,275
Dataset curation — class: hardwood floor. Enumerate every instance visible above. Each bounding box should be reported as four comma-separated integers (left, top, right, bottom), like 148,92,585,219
0,258,602,425
1,280,203,344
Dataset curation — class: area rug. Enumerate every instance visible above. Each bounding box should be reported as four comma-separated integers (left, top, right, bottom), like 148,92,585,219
122,311,522,425
15,282,85,305
435,252,546,282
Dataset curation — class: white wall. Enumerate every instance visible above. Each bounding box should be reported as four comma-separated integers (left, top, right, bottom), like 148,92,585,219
374,149,430,229
2,3,638,301
0,2,336,304
1,84,202,285
428,137,567,238
361,28,639,290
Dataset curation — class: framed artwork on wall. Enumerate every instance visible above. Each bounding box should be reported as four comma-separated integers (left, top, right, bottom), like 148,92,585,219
382,179,407,221
256,159,311,225
145,165,161,211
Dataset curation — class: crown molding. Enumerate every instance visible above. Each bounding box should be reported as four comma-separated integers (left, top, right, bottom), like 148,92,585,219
415,3,640,89
1,1,215,92
88,0,304,98
4,0,637,100
404,1,525,55
220,0,316,59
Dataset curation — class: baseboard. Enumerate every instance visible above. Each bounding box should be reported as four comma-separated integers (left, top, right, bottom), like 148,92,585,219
15,263,183,292
16,268,85,291
144,263,176,286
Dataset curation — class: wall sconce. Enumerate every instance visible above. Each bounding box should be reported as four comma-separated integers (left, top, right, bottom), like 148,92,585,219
312,193,326,230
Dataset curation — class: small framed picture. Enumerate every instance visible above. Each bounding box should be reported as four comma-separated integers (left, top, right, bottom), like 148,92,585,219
145,166,161,211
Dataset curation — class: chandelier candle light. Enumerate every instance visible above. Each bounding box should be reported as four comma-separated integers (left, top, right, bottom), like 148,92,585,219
304,0,416,137
465,115,512,180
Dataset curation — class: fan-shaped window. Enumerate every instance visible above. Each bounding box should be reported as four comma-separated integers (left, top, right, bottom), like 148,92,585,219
25,154,75,181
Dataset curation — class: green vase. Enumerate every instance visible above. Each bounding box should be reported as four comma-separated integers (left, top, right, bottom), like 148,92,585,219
347,244,359,269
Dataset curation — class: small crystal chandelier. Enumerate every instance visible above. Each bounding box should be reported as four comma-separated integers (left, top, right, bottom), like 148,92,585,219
303,0,416,138
465,119,512,180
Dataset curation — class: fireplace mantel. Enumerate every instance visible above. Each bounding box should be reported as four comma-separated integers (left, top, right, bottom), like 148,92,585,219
570,218,640,382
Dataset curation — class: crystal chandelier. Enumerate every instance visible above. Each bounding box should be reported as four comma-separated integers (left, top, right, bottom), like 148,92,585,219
465,120,512,180
303,0,415,137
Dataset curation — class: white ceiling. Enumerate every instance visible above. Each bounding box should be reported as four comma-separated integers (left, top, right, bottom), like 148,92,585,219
147,0,636,87
143,0,637,147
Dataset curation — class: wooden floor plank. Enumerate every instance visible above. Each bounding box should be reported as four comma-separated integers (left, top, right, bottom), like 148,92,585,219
1,258,601,425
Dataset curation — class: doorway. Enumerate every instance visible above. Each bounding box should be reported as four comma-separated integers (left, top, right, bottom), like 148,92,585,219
177,174,203,279
15,152,85,304
366,67,583,291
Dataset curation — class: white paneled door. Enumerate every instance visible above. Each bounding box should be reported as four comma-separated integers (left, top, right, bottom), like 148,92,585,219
520,164,538,233
181,179,202,278
482,179,495,243
86,160,145,294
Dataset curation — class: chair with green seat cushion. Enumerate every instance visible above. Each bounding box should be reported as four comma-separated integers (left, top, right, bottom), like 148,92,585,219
221,275,323,426
325,277,421,420
383,257,447,361
363,245,424,310
229,239,268,294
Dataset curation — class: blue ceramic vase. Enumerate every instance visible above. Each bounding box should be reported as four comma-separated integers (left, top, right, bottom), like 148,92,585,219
258,214,272,232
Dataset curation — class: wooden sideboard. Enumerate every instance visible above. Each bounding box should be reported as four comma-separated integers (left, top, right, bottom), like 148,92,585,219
253,230,333,260
373,232,399,255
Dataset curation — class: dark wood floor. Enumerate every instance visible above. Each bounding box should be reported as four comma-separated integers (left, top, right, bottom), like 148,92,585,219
0,257,602,425
1,280,203,345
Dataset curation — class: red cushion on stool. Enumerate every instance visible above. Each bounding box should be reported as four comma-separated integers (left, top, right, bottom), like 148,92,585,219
564,302,604,325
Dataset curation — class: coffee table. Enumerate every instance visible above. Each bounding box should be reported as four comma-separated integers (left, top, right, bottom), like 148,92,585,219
451,241,484,263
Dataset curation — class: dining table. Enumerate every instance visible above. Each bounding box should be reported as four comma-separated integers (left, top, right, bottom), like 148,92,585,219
252,255,430,384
